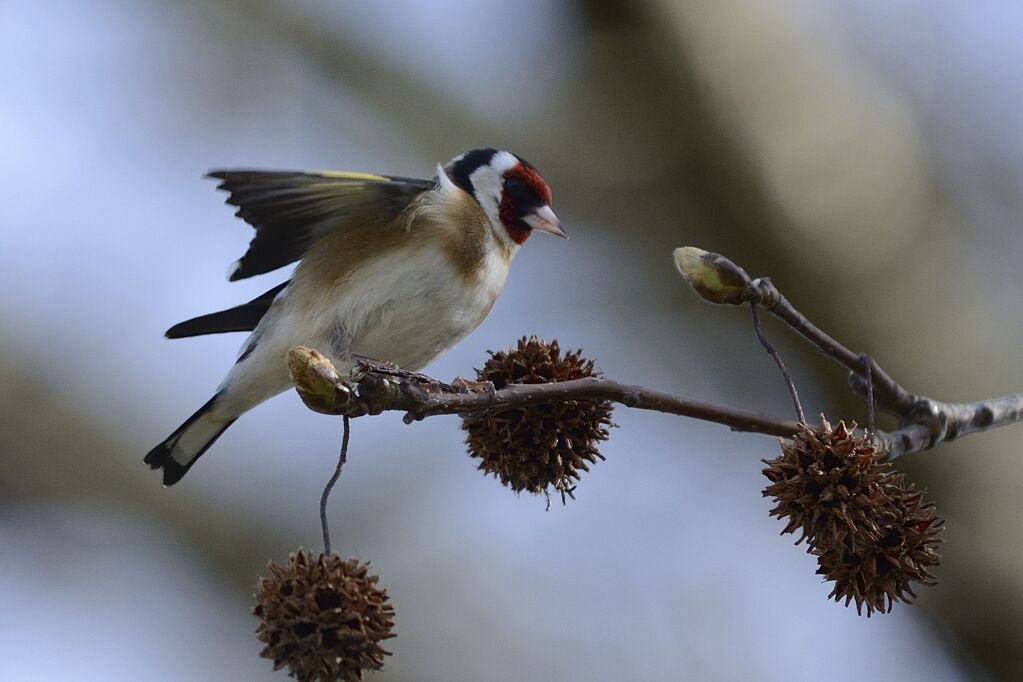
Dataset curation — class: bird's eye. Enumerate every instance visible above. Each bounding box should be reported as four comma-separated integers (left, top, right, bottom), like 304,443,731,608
503,175,527,198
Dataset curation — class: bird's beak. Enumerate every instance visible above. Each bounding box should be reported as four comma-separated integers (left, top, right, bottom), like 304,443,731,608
523,204,568,238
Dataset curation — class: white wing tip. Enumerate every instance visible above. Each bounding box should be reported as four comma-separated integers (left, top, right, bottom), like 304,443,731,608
436,162,457,193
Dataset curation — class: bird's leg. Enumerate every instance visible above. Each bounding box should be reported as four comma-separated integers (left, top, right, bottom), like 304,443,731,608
330,324,355,365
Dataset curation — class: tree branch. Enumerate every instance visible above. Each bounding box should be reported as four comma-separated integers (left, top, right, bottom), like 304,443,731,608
286,347,802,438
880,392,1023,459
673,246,1023,458
672,246,917,414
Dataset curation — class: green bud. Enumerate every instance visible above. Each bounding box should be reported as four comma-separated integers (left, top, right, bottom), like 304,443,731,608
673,247,752,305
286,346,352,414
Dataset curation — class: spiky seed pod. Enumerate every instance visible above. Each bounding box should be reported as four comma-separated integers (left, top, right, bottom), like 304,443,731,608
462,336,613,497
762,417,893,548
254,550,395,681
815,483,944,616
762,416,943,616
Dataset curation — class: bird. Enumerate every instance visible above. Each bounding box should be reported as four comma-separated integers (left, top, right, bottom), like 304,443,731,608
145,148,566,486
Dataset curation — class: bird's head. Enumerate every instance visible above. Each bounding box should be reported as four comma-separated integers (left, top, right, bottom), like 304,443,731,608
441,148,566,247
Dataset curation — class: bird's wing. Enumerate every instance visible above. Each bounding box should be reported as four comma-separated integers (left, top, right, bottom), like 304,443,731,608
207,169,434,281
165,281,288,338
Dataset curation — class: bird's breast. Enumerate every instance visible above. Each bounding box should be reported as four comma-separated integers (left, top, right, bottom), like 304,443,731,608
302,242,509,371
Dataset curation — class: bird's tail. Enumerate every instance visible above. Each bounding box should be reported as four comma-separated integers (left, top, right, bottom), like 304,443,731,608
145,394,236,486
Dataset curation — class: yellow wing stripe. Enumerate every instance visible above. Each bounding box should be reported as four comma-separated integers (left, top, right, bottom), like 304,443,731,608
308,170,390,181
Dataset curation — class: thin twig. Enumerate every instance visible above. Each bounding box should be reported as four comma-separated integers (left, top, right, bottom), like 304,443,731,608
750,302,805,424
746,278,918,415
286,348,803,438
389,378,801,435
320,415,351,556
742,280,1023,457
859,353,875,435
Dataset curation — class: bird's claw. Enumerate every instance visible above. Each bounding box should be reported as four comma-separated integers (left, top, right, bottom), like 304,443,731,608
450,377,495,394
351,355,434,384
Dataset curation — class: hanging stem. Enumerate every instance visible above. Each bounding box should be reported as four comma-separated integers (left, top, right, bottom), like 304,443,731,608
320,415,351,555
751,303,805,424
860,353,875,435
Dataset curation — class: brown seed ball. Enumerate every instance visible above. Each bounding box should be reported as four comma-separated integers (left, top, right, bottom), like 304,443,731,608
462,337,613,498
763,417,891,547
254,550,395,681
815,484,943,616
763,416,943,615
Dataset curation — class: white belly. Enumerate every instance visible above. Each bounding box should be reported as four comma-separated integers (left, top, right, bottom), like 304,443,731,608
345,246,507,369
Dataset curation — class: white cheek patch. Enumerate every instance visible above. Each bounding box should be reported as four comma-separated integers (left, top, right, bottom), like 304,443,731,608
468,151,520,237
469,167,500,227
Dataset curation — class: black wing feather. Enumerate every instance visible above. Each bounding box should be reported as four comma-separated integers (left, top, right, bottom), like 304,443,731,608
165,282,288,338
207,170,433,281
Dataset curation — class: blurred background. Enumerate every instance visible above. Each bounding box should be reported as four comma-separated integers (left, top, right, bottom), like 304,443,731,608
2,0,1022,679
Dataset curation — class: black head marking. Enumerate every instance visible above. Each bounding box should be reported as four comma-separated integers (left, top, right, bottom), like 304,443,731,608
448,148,499,195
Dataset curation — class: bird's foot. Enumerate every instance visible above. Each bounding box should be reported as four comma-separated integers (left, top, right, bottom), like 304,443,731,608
450,377,496,394
351,356,434,384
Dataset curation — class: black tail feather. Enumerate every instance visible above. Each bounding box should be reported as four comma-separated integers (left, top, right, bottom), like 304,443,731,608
165,281,287,339
145,394,236,486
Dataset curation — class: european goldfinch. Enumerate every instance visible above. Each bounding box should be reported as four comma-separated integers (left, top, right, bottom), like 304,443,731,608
146,148,565,485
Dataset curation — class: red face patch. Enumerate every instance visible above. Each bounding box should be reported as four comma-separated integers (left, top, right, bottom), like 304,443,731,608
498,163,552,245
516,164,552,205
